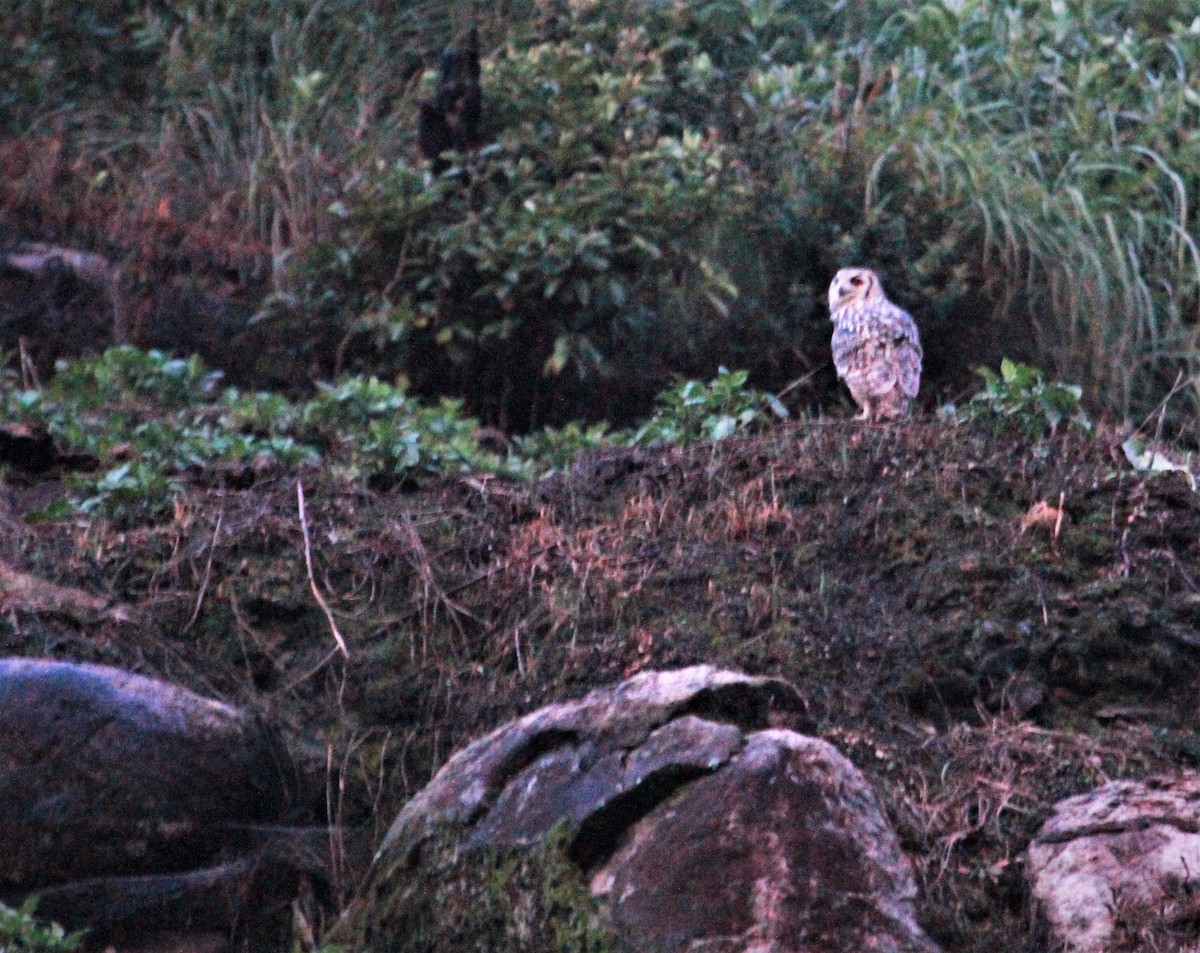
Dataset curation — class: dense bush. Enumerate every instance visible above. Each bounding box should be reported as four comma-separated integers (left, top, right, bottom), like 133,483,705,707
283,10,743,429
3,0,1200,432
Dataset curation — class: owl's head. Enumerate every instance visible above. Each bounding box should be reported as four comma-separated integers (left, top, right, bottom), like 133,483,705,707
828,267,885,313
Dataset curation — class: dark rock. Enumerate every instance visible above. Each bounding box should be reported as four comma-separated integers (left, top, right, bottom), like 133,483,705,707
26,826,349,947
337,665,939,953
0,658,298,891
593,728,937,953
0,658,327,944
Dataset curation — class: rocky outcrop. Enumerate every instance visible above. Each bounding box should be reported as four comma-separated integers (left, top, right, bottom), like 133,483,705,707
1027,774,1200,952
0,658,322,945
337,665,941,953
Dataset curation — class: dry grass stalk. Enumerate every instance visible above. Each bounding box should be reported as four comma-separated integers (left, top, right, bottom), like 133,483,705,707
297,481,349,658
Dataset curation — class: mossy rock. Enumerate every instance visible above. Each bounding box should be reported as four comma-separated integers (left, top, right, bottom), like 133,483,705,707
330,823,615,953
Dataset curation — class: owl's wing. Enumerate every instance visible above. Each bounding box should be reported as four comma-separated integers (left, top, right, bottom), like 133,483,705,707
873,302,922,398
833,301,923,399
896,339,921,398
897,302,921,396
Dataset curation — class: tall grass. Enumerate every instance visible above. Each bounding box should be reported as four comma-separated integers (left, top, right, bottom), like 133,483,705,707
722,0,1200,421
821,0,1200,420
133,0,485,282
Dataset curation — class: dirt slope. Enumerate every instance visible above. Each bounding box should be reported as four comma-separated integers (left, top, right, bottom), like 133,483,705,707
2,414,1199,950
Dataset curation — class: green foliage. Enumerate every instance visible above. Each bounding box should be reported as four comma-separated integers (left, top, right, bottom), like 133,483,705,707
0,899,83,952
46,347,221,409
291,12,742,428
128,0,438,265
912,1,1200,419
10,0,1200,426
3,349,316,521
4,349,776,521
74,461,184,518
221,389,303,435
249,0,1200,428
511,421,615,474
962,358,1091,438
300,377,507,482
630,367,789,446
0,0,152,130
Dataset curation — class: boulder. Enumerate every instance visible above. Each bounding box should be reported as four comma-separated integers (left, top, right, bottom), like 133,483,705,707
1027,774,1200,952
337,665,940,953
0,657,317,942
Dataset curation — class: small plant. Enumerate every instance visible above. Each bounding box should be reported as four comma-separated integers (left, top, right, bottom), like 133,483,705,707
47,347,222,410
628,367,788,446
0,898,84,952
300,377,507,483
962,359,1090,439
510,421,616,477
74,461,183,518
220,390,303,437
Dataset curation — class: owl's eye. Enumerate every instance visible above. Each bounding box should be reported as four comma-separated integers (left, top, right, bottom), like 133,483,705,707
849,276,863,286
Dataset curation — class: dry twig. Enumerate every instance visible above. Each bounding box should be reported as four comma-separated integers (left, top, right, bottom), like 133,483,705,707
182,511,223,634
297,481,349,658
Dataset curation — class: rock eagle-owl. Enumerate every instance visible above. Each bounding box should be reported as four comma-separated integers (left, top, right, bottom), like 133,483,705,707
828,267,922,421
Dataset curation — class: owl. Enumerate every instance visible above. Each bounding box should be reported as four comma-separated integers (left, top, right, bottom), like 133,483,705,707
828,267,922,421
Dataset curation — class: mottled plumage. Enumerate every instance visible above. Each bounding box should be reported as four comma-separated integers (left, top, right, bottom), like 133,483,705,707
828,267,922,421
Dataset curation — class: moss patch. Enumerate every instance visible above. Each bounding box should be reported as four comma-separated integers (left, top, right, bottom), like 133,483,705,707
332,824,615,953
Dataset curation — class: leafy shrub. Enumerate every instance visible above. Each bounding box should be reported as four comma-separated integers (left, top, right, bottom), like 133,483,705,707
510,421,616,476
6,348,778,520
4,349,317,521
220,389,303,436
74,460,184,517
961,359,1091,438
300,377,506,483
629,367,789,446
46,348,221,409
0,898,83,952
290,17,742,429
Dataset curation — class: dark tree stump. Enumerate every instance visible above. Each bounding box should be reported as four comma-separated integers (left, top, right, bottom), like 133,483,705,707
418,25,483,173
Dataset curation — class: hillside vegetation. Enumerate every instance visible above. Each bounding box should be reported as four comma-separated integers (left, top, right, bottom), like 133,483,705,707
6,0,1200,950
3,0,1200,431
